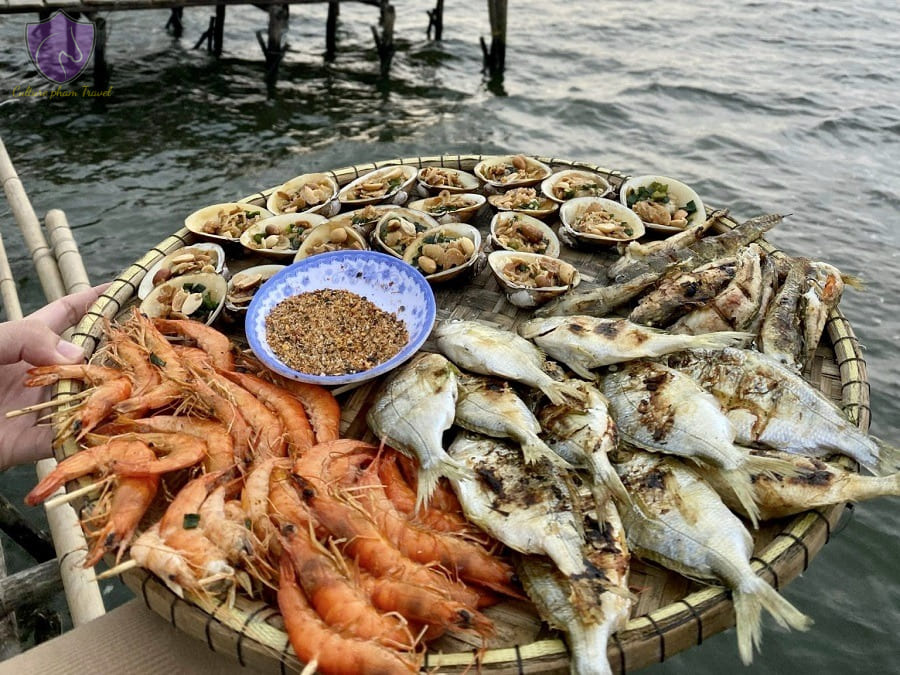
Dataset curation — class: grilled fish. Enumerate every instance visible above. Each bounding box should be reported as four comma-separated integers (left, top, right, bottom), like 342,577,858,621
601,360,783,526
520,316,750,380
455,374,569,467
615,448,812,664
447,433,586,575
759,256,808,369
697,448,900,519
366,352,470,508
799,260,847,369
665,347,899,475
434,320,585,406
516,498,631,675
538,379,629,506
535,270,661,318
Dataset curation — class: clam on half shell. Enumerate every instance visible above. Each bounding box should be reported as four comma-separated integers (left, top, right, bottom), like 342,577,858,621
372,208,440,259
488,251,580,308
266,173,339,217
402,222,482,283
474,155,552,189
407,193,486,224
416,167,480,196
225,265,285,313
489,212,560,258
184,203,273,243
294,222,369,262
338,165,418,208
559,197,645,248
138,243,226,300
239,213,328,259
140,272,227,326
541,169,611,204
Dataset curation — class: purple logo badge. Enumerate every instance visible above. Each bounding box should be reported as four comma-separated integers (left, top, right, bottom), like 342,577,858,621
26,11,95,84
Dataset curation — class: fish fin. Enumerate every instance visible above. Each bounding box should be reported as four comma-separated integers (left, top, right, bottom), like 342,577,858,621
745,454,802,479
719,468,761,529
841,273,865,291
520,434,574,469
588,455,634,509
565,349,599,381
734,576,812,665
873,437,900,477
416,457,473,511
541,379,589,407
689,331,755,350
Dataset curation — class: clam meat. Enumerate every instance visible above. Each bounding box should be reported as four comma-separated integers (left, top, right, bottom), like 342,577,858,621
201,206,266,239
152,249,217,287
342,166,410,201
414,236,476,276
248,220,308,251
419,167,467,190
493,214,551,254
415,190,477,217
380,214,425,255
482,154,548,184
490,187,545,211
154,282,219,322
570,203,637,238
498,256,576,289
273,177,334,213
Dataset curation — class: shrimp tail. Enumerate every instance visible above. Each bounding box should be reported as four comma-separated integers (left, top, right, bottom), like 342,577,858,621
734,575,812,665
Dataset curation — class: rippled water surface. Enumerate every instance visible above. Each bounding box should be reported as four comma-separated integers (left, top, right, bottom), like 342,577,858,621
1,0,898,671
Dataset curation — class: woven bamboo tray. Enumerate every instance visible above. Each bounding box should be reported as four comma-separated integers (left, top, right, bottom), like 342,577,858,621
55,155,870,674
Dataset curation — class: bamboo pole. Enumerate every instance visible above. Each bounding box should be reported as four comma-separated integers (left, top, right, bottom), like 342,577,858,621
0,134,105,626
45,210,91,295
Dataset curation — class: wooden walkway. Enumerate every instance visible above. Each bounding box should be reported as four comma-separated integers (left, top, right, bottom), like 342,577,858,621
0,0,378,14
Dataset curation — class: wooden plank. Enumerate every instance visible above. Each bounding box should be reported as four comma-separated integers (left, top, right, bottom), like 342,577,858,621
0,0,388,12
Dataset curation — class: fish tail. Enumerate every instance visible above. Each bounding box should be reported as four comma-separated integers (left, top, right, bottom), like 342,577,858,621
685,330,755,351
589,455,633,508
520,434,573,468
721,468,761,529
874,437,900,477
734,576,812,665
415,456,473,512
541,378,588,407
745,454,802,479
841,273,865,291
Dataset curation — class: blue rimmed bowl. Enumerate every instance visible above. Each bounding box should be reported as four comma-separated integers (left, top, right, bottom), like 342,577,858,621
245,250,436,386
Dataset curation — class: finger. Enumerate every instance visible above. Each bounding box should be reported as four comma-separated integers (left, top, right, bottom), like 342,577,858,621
0,319,85,366
27,282,112,334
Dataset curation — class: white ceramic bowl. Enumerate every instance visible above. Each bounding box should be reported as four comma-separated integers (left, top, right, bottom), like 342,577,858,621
245,251,436,386
618,174,705,233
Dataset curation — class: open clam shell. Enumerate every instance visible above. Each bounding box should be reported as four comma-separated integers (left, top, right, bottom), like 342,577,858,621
487,189,559,220
294,221,369,262
488,251,581,308
324,204,399,239
541,169,611,203
618,174,706,233
140,272,227,326
406,192,486,224
338,165,418,207
138,243,225,300
239,213,328,259
416,167,480,195
402,222,482,283
489,212,560,258
473,155,552,189
265,173,339,217
225,264,285,313
372,208,440,259
559,197,645,247
185,203,273,243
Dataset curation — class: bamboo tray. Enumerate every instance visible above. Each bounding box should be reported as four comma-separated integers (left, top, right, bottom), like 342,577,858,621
56,155,870,674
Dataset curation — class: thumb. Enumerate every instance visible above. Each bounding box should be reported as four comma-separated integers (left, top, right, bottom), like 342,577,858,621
0,319,85,366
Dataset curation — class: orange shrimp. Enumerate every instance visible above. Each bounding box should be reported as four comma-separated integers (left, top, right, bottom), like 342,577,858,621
128,309,190,382
25,438,159,505
197,367,285,459
129,524,203,599
164,528,235,594
377,452,474,535
200,485,255,564
352,461,522,598
26,364,133,439
281,524,415,650
291,439,375,488
190,375,253,462
119,416,237,473
110,432,208,477
265,374,341,443
242,457,290,545
152,318,234,371
82,452,159,568
294,473,481,609
277,554,420,675
159,471,227,537
219,371,315,456
109,333,160,395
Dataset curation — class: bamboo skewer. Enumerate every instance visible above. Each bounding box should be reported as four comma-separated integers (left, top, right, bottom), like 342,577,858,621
0,133,106,626
4,390,91,419
94,560,138,581
43,478,112,510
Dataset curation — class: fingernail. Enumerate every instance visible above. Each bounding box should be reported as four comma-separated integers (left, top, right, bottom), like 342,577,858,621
56,340,85,362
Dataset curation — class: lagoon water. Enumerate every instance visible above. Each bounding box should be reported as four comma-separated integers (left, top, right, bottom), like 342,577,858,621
0,0,898,671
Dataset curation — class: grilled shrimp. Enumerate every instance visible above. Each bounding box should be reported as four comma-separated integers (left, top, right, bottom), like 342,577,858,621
152,318,235,371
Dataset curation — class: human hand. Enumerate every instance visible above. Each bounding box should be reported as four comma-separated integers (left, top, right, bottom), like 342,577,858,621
0,283,111,471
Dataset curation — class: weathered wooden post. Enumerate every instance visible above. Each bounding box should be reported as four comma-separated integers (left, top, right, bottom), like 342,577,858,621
371,1,395,77
257,4,290,80
165,8,184,38
481,0,508,76
325,1,339,61
213,5,226,56
89,14,108,88
427,0,444,41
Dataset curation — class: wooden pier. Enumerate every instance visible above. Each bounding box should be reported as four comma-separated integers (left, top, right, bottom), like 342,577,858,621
0,0,510,83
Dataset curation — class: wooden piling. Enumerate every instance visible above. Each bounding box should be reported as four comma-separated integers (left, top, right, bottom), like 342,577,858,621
45,210,91,296
257,4,289,80
166,7,184,38
213,5,226,56
0,560,63,620
427,0,444,41
371,1,395,77
481,0,508,76
325,1,339,60
0,496,56,563
89,14,109,89
0,134,105,628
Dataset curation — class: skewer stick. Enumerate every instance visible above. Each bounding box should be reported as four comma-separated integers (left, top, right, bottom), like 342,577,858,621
93,559,137,581
4,391,91,418
43,478,112,510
